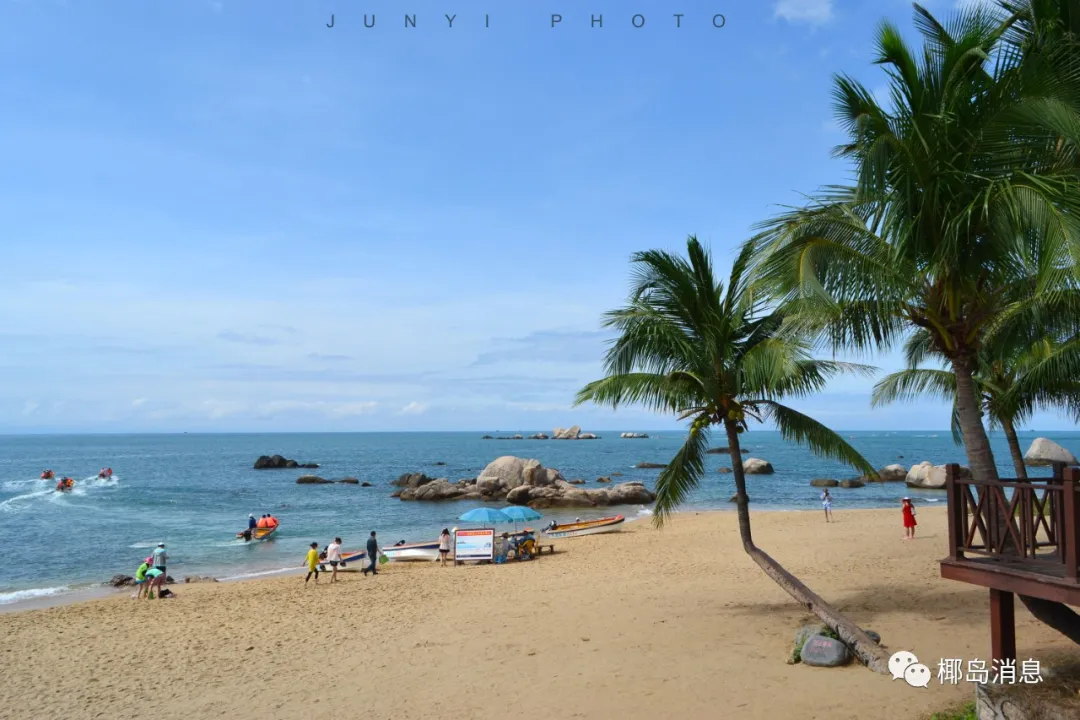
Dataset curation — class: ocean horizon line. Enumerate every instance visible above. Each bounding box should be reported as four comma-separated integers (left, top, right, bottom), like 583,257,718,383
2,427,1076,438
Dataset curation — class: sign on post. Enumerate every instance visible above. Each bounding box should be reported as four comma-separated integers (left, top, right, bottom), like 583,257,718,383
454,528,495,564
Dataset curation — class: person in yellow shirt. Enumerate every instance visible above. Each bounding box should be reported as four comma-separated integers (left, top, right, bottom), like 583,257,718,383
303,542,320,585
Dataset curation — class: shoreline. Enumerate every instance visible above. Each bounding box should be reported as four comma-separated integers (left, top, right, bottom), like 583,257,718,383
0,502,938,614
4,506,1077,720
0,500,947,614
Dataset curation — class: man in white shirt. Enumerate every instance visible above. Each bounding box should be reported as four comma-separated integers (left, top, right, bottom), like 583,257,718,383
326,537,343,583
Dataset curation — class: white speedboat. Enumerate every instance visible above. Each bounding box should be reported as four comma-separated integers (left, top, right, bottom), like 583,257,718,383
382,540,441,562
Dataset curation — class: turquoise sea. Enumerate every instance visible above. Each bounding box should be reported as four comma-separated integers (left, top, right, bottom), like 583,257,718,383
1,429,1076,608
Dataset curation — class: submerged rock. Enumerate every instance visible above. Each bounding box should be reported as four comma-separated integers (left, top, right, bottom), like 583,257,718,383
296,475,332,484
338,478,360,484
810,478,839,488
706,447,731,454
636,462,667,469
717,467,733,473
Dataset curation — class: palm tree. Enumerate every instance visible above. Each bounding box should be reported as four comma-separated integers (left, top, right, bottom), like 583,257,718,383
750,2,1080,642
574,236,891,672
872,330,1080,479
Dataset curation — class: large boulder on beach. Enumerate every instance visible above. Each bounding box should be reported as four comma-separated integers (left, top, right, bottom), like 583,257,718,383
799,635,851,667
743,458,774,475
1024,438,1078,467
107,574,135,587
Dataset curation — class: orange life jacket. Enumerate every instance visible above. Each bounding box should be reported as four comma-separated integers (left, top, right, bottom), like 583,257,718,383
256,517,268,528
267,516,278,528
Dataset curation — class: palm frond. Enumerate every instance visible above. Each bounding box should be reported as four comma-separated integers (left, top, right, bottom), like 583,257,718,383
754,401,877,477
652,417,711,528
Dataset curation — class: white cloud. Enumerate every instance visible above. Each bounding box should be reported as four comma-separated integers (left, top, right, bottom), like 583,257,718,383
254,400,379,418
399,401,427,416
775,0,833,25
21,400,39,416
131,398,147,408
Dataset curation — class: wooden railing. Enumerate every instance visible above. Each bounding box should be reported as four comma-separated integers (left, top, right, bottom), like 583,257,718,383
945,463,1080,583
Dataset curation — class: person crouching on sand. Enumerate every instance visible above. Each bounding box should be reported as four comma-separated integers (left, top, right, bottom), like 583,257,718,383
134,557,152,599
304,542,320,585
902,497,917,540
145,566,166,599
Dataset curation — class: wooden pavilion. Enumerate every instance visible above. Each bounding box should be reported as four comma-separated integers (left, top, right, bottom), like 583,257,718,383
941,463,1080,660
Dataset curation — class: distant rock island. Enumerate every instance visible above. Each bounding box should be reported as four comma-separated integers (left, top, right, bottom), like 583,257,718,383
253,455,319,470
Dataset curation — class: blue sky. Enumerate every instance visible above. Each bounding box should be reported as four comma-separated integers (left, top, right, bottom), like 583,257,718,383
4,0,1067,434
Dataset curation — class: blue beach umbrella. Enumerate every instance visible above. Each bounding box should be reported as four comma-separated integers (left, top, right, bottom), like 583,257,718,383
501,506,542,522
458,507,511,524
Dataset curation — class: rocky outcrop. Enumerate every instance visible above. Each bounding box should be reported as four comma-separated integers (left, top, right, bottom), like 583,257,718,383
810,478,839,487
528,433,549,440
338,478,359,484
621,432,649,439
568,478,586,485
596,477,611,483
905,462,972,489
361,481,372,487
394,456,655,508
839,479,865,489
1024,438,1078,467
743,458,774,475
578,433,599,440
507,480,655,509
553,425,581,439
107,574,134,587
706,447,731,454
297,475,332,484
636,462,667,469
717,466,732,473
254,455,318,470
482,435,494,440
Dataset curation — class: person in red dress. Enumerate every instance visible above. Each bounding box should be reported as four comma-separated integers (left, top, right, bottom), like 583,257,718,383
902,497,917,540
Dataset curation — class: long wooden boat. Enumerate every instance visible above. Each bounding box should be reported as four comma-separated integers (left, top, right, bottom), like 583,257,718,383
236,525,279,541
381,541,441,562
318,549,366,572
542,515,625,539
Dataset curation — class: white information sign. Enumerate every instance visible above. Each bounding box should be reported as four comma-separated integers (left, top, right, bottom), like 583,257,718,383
454,528,495,562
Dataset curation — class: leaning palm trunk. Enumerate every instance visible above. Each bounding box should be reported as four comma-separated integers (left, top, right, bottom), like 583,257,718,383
724,421,890,673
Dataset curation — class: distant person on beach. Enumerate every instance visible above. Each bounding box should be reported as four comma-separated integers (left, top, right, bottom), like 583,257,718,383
326,537,342,583
439,528,451,567
821,489,833,523
248,514,257,530
363,531,379,576
304,542,320,585
902,498,917,539
152,543,168,576
134,557,152,599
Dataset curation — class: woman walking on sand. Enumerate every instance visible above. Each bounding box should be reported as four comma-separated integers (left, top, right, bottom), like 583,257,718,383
821,489,833,523
439,528,451,567
325,537,342,583
902,497,917,540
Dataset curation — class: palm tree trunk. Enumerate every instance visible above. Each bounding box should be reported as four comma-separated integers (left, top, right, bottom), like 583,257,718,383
951,354,1000,482
723,419,890,673
953,356,1080,645
1002,417,1028,480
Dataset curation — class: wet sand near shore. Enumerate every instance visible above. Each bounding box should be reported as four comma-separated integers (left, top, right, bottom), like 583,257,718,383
1,507,1076,720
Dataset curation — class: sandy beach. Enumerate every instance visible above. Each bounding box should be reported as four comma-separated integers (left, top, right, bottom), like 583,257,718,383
1,507,1076,720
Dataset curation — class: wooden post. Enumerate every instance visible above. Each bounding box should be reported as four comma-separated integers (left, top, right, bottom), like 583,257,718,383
989,588,1016,662
946,463,963,560
1063,467,1079,582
